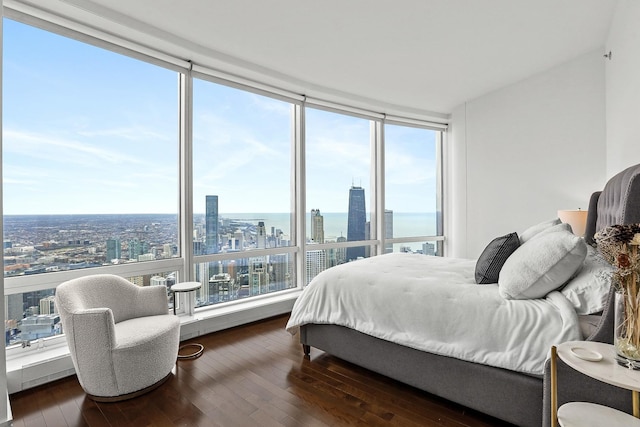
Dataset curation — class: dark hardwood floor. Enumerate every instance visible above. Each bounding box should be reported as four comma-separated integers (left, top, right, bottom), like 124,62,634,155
10,315,515,426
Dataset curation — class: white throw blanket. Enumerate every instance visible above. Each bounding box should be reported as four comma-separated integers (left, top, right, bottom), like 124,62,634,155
286,253,582,375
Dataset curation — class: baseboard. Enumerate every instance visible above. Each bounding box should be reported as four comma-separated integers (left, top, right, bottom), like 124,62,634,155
179,292,296,339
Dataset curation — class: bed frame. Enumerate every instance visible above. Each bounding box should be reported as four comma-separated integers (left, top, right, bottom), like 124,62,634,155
299,163,640,427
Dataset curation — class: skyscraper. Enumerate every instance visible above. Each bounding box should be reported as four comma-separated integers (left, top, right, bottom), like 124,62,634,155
256,221,267,249
106,238,121,262
310,209,324,243
306,249,327,285
250,257,268,295
39,296,56,315
346,185,366,261
385,209,394,254
205,195,219,254
335,234,347,265
128,238,148,261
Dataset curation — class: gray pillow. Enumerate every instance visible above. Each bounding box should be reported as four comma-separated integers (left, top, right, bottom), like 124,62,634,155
499,229,587,299
519,218,561,244
475,232,520,284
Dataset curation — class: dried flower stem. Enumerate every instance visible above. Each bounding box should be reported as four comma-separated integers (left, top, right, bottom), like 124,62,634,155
617,245,640,360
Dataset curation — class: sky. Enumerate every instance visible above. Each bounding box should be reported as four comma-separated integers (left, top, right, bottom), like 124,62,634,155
2,18,438,216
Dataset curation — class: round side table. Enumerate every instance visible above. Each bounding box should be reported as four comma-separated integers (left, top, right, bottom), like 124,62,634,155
171,281,201,316
171,281,204,359
551,341,640,427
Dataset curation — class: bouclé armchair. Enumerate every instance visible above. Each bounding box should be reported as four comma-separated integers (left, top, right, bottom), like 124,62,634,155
55,274,180,401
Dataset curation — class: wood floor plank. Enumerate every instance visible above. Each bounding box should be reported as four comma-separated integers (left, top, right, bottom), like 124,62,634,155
10,314,515,427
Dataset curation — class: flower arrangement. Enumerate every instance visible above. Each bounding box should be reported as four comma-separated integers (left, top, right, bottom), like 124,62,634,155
595,224,640,366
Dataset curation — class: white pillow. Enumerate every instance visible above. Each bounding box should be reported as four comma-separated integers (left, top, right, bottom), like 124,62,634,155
519,218,561,244
561,245,613,314
530,222,572,240
499,230,587,300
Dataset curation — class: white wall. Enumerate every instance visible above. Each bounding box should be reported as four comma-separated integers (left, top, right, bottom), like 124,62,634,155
449,50,606,258
605,0,640,177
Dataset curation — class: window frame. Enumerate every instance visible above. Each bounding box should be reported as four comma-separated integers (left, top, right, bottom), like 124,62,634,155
1,10,447,353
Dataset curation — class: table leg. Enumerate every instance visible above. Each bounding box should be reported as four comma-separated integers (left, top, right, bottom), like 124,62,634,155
634,390,639,418
551,346,558,427
172,291,177,315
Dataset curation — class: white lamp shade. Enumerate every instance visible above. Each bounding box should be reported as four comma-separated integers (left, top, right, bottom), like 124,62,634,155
558,209,588,237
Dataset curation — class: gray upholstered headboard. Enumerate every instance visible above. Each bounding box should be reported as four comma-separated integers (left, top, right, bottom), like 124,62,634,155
584,163,640,245
580,163,640,344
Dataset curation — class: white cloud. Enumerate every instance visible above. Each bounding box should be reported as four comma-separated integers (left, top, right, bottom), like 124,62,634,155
3,129,145,166
76,126,172,142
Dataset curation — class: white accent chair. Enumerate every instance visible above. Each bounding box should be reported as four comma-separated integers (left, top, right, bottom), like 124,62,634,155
55,274,180,401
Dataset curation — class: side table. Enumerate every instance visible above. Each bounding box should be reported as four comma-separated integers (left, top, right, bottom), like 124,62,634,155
171,281,201,316
170,281,204,359
551,341,640,427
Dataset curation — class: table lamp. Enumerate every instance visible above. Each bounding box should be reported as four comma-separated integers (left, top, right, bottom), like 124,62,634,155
557,209,588,237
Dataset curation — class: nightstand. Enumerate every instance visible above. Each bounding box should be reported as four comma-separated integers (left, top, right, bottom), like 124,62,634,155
551,341,640,427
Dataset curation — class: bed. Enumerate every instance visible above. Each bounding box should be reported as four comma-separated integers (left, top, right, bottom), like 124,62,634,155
286,162,640,427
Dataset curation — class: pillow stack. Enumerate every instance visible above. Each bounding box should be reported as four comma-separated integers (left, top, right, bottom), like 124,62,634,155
475,218,588,300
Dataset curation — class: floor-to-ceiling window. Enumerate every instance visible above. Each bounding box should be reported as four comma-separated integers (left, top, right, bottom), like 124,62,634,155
191,77,297,307
2,19,180,344
304,107,376,284
384,122,443,255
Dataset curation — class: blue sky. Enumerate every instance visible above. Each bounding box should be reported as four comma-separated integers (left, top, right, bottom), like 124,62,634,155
3,18,437,216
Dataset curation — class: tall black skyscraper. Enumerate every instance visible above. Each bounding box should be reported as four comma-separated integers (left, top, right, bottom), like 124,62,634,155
206,195,219,254
346,185,366,261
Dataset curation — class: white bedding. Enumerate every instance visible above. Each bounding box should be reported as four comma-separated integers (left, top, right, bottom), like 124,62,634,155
286,253,582,375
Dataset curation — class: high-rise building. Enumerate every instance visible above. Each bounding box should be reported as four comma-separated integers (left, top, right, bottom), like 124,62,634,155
39,296,56,315
232,229,244,251
205,195,219,254
310,209,324,243
269,253,291,291
346,185,366,261
6,294,23,331
128,238,148,260
209,273,232,302
364,221,372,257
195,261,209,303
162,243,173,258
336,234,347,264
423,242,436,256
257,221,267,249
385,209,394,254
106,238,121,262
306,249,327,285
250,257,268,295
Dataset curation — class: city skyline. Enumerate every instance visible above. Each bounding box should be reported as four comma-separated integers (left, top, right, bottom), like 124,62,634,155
3,201,438,345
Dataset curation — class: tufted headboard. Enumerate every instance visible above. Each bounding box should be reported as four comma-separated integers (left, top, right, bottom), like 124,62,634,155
584,163,640,246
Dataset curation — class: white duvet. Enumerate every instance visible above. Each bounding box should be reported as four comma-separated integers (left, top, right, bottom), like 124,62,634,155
286,253,582,375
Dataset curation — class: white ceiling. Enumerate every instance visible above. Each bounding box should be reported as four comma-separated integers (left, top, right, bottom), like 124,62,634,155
19,0,618,117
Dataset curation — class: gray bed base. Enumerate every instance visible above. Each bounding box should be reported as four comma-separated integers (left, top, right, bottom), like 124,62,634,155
299,162,640,427
300,284,629,427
